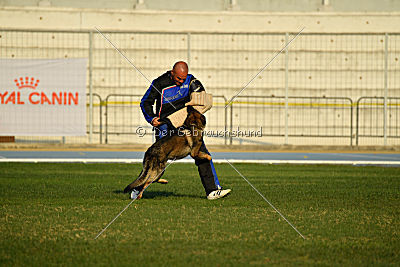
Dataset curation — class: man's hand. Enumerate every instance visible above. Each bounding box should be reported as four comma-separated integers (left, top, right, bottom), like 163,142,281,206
151,117,162,127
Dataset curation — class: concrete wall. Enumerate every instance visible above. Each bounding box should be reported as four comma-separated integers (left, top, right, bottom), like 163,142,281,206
1,7,400,33
2,0,400,12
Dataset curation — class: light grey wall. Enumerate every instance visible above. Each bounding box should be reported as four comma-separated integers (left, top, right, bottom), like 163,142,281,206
0,0,137,9
1,0,400,12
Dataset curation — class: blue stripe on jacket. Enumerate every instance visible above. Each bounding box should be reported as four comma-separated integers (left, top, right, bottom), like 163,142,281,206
140,83,155,124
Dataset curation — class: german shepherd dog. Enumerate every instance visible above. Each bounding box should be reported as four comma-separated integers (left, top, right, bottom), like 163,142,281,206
123,106,211,199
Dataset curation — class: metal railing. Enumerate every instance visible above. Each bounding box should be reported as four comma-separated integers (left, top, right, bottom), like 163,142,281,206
86,93,400,146
104,94,145,144
356,97,400,145
229,96,353,145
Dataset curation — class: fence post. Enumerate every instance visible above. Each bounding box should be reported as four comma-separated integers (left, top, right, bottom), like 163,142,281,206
187,32,191,67
384,33,388,146
284,32,289,145
349,98,353,147
224,96,228,145
89,31,94,143
105,95,109,144
99,96,103,144
356,97,361,146
230,103,233,145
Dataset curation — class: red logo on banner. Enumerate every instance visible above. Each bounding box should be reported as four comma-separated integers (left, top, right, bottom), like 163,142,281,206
0,77,79,105
14,77,40,89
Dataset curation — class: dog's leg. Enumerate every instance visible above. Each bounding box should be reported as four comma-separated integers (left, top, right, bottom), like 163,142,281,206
136,167,162,199
197,151,212,161
152,159,167,183
190,141,212,161
137,176,153,199
123,161,150,193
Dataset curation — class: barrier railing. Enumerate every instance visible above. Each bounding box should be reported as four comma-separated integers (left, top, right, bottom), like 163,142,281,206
91,93,400,146
104,94,145,144
356,97,400,145
229,96,354,146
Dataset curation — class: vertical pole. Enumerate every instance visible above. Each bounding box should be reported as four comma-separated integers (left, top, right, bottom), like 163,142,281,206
356,98,359,146
99,96,103,144
384,33,388,146
187,33,191,67
89,31,94,143
230,104,233,145
285,33,289,145
350,99,353,147
105,99,108,144
224,96,228,145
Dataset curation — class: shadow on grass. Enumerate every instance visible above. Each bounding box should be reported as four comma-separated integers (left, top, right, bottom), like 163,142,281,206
143,191,202,199
113,189,202,199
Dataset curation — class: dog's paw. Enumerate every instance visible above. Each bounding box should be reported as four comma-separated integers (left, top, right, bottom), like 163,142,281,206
206,155,212,161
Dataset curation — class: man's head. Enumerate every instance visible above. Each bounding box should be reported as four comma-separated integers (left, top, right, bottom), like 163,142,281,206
170,61,188,86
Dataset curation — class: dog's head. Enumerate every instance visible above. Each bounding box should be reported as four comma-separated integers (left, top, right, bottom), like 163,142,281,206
184,106,206,129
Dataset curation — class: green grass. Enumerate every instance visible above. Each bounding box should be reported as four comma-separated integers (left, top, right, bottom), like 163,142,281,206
0,162,399,266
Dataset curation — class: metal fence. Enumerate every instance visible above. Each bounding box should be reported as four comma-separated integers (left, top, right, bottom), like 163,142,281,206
104,94,146,144
229,96,353,146
93,94,398,146
356,97,400,145
0,29,399,146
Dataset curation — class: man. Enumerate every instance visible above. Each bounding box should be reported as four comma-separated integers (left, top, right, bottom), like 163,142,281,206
140,61,231,200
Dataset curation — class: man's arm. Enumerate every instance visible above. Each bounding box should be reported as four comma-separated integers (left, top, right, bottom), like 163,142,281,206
140,81,159,125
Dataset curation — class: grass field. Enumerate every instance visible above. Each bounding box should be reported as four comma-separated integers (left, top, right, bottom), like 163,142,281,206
0,162,399,266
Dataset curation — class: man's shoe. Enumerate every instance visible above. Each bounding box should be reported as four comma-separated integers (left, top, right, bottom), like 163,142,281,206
207,189,231,200
156,178,168,184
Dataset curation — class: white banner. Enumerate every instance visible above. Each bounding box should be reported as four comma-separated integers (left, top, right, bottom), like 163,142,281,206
0,58,87,136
